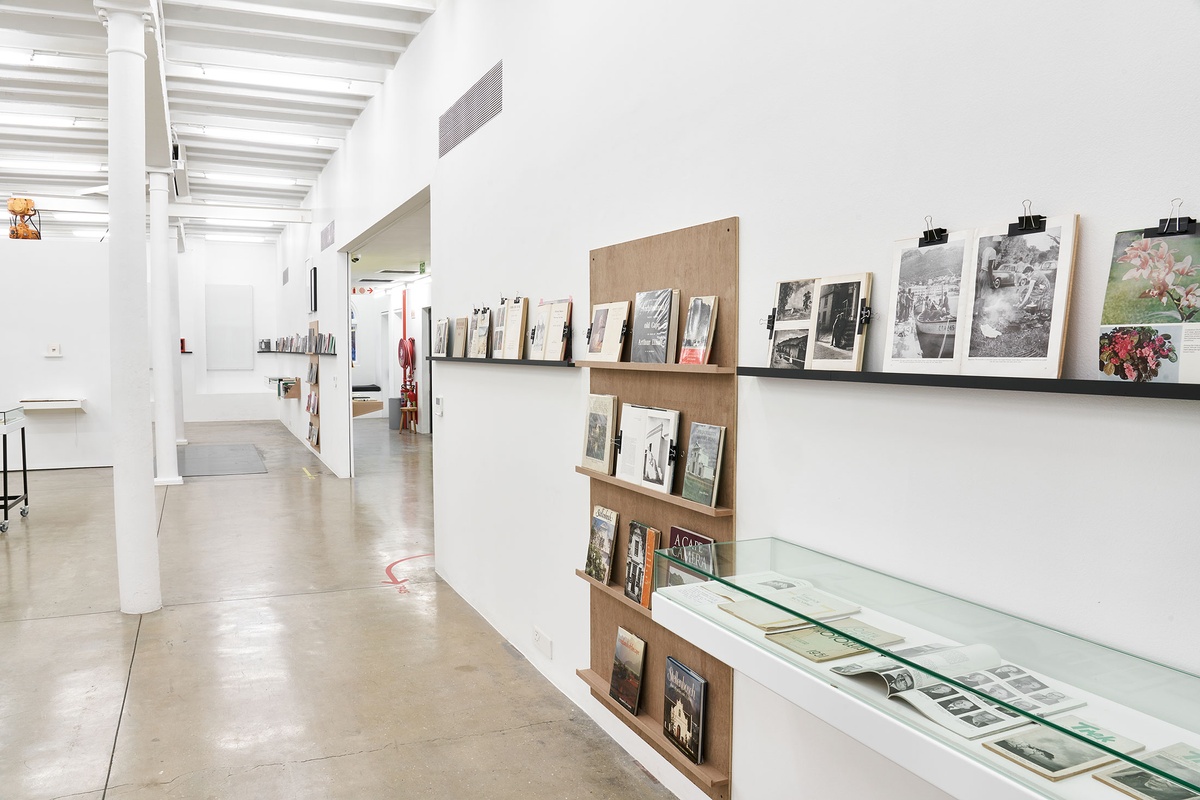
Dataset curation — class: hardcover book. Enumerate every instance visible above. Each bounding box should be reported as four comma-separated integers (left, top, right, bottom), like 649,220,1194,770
766,620,904,662
982,715,1144,782
623,521,659,607
768,278,816,369
806,272,873,371
681,422,725,507
663,656,707,764
631,288,680,363
543,300,573,361
469,309,491,359
679,295,718,365
432,318,450,358
718,586,860,632
609,627,646,715
587,300,631,362
581,394,618,475
584,505,619,584
528,302,552,360
502,297,528,360
882,231,973,375
1094,742,1200,800
640,406,680,494
665,526,716,586
452,317,469,358
962,214,1079,379
614,403,648,486
491,303,507,358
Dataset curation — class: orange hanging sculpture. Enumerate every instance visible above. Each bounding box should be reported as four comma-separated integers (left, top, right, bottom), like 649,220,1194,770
8,197,41,240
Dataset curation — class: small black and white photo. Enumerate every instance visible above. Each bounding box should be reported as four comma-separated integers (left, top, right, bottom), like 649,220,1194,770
1029,690,1065,705
961,710,1004,728
588,307,608,354
988,665,1025,679
969,227,1062,360
1010,699,1039,712
881,668,915,693
812,280,860,360
979,684,1017,701
757,579,797,591
642,419,670,488
1008,675,1049,694
888,240,967,360
769,329,809,369
957,672,993,688
919,683,956,699
937,696,981,716
991,728,1105,774
774,279,815,323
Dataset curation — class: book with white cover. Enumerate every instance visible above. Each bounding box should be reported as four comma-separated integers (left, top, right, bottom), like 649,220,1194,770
502,297,528,360
962,214,1079,379
528,302,552,360
543,300,572,361
1094,742,1200,799
640,406,679,494
586,301,631,362
491,304,507,358
883,231,973,375
984,715,1144,782
581,394,617,474
718,586,859,632
469,309,490,358
614,403,648,485
631,288,680,363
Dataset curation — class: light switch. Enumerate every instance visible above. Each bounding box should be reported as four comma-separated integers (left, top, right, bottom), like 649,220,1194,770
434,396,444,416
46,343,62,357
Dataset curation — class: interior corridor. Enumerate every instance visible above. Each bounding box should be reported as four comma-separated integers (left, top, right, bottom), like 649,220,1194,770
0,420,673,800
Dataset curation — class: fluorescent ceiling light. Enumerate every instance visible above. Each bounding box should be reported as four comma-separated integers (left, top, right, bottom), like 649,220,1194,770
205,233,270,243
73,229,107,238
0,48,33,66
178,63,376,96
3,114,96,129
46,212,109,223
197,218,276,228
0,159,105,173
192,171,298,187
202,126,319,148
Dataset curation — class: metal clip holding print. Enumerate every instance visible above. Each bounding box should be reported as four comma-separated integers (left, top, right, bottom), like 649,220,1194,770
1143,197,1197,238
918,214,948,248
1008,199,1047,236
857,300,873,334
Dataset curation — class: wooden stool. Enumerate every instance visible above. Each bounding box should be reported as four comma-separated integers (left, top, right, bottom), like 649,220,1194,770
400,406,418,433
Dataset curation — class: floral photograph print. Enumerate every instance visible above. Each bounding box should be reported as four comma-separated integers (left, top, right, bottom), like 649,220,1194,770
1100,230,1200,384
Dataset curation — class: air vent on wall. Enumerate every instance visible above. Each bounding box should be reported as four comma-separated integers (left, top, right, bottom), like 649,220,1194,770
439,60,502,158
358,279,394,283
377,269,415,274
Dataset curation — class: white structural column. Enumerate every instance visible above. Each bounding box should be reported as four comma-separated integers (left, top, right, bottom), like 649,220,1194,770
97,0,162,613
149,169,182,485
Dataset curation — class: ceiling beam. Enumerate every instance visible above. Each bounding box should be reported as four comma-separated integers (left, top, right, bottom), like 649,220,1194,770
162,0,425,36
171,112,348,141
165,42,389,83
166,81,370,111
0,67,107,86
334,0,436,13
164,26,403,66
169,97,360,124
0,13,105,41
0,30,107,57
13,194,312,223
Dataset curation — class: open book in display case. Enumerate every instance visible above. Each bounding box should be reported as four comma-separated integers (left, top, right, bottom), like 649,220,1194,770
652,537,1200,800
577,218,739,799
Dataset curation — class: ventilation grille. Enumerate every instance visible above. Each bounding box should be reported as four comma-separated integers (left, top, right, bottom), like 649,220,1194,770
358,278,394,283
439,60,502,157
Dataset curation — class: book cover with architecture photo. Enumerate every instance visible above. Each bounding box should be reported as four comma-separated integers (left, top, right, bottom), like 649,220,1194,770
681,422,725,507
608,627,646,715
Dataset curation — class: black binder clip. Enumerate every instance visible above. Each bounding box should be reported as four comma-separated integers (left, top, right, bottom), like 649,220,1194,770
1143,198,1197,239
1008,199,1047,236
619,319,629,341
857,300,873,334
529,328,536,343
613,432,623,454
765,310,776,338
667,443,679,466
585,325,592,341
918,215,948,248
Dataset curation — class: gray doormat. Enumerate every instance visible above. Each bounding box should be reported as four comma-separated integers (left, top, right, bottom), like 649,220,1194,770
177,444,267,477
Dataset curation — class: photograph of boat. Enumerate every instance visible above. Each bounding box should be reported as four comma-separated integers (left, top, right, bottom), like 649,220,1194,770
887,238,968,364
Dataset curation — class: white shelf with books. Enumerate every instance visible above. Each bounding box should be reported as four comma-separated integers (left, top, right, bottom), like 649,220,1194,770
652,537,1200,800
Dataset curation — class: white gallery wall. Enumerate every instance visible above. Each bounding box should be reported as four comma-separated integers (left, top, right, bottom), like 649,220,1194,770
178,238,281,422
0,238,111,469
289,2,1200,799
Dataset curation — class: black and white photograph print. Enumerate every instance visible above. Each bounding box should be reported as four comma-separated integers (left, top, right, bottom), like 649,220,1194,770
1009,675,1049,694
938,696,982,716
642,419,670,489
774,279,815,323
1028,691,1065,705
1099,745,1200,800
884,235,970,372
990,728,1106,776
813,280,861,359
588,307,609,354
881,668,915,693
988,665,1026,679
979,684,1017,701
920,683,956,699
958,672,994,688
769,328,809,369
961,710,1004,729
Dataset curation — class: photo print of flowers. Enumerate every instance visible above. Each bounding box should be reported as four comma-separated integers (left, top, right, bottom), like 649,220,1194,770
1100,231,1200,384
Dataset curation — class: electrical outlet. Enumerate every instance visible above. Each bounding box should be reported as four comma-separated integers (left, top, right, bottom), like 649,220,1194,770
533,626,553,659
46,343,62,357
434,396,444,417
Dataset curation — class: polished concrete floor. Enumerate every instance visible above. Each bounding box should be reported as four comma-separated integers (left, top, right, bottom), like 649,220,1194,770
0,420,672,800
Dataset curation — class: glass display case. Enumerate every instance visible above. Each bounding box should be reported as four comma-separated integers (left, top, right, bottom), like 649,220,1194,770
0,406,25,429
653,537,1200,800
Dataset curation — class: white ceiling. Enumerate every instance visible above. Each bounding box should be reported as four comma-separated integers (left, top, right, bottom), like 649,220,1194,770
0,0,435,240
349,199,430,282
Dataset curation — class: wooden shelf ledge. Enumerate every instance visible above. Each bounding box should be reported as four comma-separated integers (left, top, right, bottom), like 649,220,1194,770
575,569,653,619
577,668,730,793
575,466,734,518
428,356,576,368
575,360,734,374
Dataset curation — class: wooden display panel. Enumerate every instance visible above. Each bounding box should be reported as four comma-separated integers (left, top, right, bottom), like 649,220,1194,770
581,218,738,799
308,320,321,452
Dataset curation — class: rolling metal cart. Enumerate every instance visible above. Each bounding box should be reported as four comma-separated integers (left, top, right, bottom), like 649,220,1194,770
1,406,30,533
